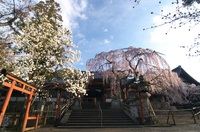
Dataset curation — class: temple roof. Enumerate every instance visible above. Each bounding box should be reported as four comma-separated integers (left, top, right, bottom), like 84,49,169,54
172,65,200,86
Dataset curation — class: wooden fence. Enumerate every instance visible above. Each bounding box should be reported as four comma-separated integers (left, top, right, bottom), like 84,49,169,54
146,106,200,125
24,113,47,131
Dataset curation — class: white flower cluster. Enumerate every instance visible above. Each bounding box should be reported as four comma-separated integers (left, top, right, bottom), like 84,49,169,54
15,16,80,67
0,15,81,90
57,68,94,97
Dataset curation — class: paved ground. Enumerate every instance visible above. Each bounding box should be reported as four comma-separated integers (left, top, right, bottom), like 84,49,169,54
28,124,200,132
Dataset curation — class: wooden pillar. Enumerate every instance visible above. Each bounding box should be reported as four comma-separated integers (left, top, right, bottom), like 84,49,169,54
42,113,47,125
101,91,104,102
55,90,62,127
34,114,39,129
0,80,15,126
139,92,145,124
22,88,33,131
126,89,128,100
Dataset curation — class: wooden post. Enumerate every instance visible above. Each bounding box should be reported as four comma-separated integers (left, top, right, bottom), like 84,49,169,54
34,114,39,129
101,91,104,102
55,90,62,127
22,88,33,131
126,88,128,99
148,109,152,125
0,80,15,126
138,92,145,124
191,108,196,123
197,107,200,119
166,105,176,125
166,111,170,124
13,114,19,126
42,113,47,126
171,110,176,125
47,106,49,117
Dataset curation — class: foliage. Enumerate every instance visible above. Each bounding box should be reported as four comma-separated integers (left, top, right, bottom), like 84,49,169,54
86,46,188,103
132,0,200,7
0,40,12,68
0,0,34,44
145,1,200,32
0,0,34,71
0,0,32,28
187,84,200,103
0,0,61,69
0,0,92,100
11,15,80,88
132,1,200,101
180,34,200,57
16,0,62,31
133,0,200,57
0,0,93,101
53,68,94,96
182,0,200,6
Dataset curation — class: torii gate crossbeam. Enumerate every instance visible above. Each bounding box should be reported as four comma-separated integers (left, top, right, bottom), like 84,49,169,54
0,69,37,132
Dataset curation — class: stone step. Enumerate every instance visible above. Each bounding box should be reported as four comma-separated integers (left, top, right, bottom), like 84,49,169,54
81,102,97,109
100,103,111,109
67,120,133,123
70,111,127,116
58,125,142,128
72,109,98,111
69,115,129,118
70,113,127,116
70,115,128,118
60,106,139,127
63,122,137,126
71,111,125,113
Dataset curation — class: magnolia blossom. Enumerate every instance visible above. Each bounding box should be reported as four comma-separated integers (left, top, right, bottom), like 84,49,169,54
0,15,80,92
87,46,188,103
55,68,94,97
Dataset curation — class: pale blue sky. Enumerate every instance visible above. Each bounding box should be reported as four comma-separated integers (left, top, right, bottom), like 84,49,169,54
54,0,200,82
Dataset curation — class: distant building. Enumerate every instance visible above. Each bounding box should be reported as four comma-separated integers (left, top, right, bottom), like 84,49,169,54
85,66,200,103
172,65,200,86
1,65,199,104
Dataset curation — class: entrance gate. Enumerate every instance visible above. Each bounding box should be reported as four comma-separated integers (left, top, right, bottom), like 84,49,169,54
0,69,46,131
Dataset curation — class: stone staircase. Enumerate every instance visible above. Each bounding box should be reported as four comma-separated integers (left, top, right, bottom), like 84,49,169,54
58,102,140,128
82,102,97,109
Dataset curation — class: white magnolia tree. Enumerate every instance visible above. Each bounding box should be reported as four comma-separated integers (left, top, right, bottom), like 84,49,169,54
54,68,94,97
87,46,188,103
0,0,92,100
0,14,81,99
10,15,80,89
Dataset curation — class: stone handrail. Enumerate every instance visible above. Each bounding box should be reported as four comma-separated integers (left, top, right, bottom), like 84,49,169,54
98,102,103,126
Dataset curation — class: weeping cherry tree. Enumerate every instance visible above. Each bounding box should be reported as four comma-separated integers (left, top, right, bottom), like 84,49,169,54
86,46,188,103
187,84,200,103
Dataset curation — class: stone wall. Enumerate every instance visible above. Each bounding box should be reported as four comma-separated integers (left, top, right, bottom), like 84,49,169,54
150,95,170,115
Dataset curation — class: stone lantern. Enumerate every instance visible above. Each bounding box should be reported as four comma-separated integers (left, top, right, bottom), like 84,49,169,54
137,75,151,124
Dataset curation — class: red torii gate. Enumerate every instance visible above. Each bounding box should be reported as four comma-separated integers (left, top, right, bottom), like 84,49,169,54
0,69,46,131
